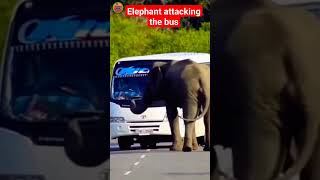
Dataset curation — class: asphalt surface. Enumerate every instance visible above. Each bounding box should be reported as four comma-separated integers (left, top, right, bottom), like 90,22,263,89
110,139,301,180
110,139,233,180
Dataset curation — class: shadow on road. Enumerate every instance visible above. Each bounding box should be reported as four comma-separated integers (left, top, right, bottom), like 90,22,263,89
110,150,151,155
167,172,210,176
111,144,171,151
110,144,209,154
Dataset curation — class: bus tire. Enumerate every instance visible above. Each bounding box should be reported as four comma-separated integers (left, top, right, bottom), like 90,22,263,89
140,141,156,149
149,142,157,149
140,142,148,149
118,137,131,150
197,136,205,146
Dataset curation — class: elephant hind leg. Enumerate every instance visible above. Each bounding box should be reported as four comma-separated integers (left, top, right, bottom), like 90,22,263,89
192,125,199,150
211,148,222,180
297,126,320,180
166,105,183,151
233,113,284,180
182,100,198,152
182,121,195,152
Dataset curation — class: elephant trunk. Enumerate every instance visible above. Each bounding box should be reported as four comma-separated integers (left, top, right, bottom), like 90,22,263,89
274,106,319,180
130,99,148,114
180,77,210,122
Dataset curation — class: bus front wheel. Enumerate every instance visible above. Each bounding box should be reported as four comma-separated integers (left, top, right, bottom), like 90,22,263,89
140,140,157,149
118,137,132,150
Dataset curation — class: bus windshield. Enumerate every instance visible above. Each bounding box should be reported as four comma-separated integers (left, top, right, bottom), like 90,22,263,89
111,60,210,101
112,76,148,100
2,1,109,121
11,47,107,120
111,60,171,102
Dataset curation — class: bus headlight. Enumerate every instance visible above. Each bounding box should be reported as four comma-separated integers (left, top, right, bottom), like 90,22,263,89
110,117,125,123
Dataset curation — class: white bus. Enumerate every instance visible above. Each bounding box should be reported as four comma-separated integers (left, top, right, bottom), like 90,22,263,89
110,52,210,150
0,0,109,179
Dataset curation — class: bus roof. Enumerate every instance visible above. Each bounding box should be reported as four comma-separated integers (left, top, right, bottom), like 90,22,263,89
115,52,210,64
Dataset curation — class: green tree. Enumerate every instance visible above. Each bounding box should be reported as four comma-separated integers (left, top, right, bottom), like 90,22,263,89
110,14,209,73
0,0,17,60
110,0,210,29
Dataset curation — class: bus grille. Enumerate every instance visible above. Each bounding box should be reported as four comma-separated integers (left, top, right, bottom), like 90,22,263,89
129,125,160,132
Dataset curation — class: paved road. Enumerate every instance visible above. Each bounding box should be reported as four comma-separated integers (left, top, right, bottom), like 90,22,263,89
110,139,233,180
110,139,301,180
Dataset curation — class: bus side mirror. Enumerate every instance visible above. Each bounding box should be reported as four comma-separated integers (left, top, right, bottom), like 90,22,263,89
63,113,109,167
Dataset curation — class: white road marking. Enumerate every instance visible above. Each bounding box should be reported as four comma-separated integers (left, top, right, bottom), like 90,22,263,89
122,149,152,176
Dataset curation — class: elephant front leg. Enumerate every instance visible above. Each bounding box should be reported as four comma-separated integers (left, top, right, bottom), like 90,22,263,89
166,105,183,151
233,112,284,180
183,121,196,152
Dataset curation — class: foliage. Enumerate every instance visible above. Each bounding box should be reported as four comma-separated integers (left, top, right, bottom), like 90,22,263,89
110,14,210,72
110,0,210,29
0,0,17,60
0,0,210,73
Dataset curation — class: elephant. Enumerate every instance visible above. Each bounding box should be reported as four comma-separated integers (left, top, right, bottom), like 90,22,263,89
129,59,210,152
212,0,320,180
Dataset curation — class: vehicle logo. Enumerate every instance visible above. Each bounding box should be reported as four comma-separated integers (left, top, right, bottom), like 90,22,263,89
115,66,150,76
141,115,147,119
18,16,110,44
113,2,124,14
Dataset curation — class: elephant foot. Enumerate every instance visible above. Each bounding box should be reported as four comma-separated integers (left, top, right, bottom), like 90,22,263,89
170,142,183,151
183,146,193,152
192,143,199,151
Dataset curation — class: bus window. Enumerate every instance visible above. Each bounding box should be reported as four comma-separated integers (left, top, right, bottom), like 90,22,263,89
11,48,107,121
111,60,170,105
113,76,148,100
2,1,110,122
0,0,110,169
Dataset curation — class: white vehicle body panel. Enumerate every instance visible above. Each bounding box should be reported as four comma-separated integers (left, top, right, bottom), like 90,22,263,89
0,128,109,180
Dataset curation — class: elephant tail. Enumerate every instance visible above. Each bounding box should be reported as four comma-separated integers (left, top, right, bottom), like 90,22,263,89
179,76,210,122
274,106,319,180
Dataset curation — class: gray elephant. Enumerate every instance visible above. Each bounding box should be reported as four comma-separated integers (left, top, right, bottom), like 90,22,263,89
130,59,210,152
212,0,320,180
